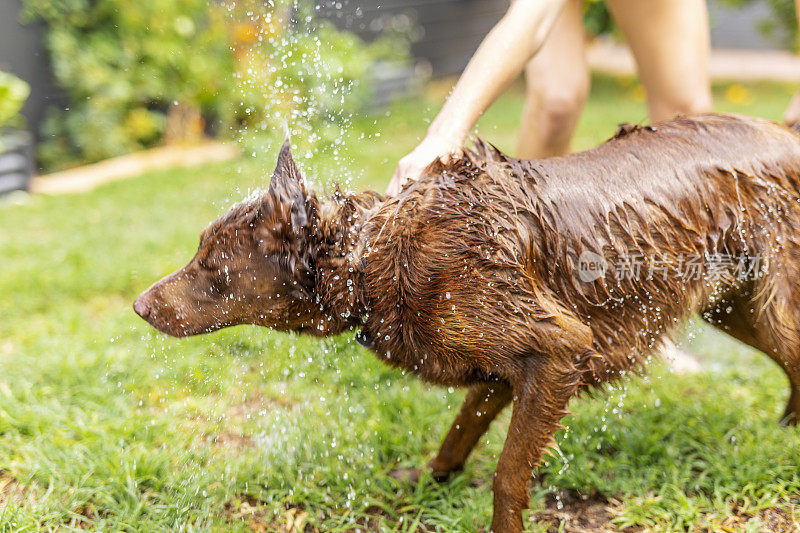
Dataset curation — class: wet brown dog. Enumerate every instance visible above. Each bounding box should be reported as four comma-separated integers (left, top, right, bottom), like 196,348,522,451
135,114,800,532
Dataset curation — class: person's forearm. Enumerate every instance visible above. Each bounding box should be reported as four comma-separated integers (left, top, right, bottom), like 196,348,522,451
427,0,568,144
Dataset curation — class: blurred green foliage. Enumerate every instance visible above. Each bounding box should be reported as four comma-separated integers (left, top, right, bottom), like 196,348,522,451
22,0,234,169
0,71,31,130
583,0,615,37
22,0,407,170
227,1,409,163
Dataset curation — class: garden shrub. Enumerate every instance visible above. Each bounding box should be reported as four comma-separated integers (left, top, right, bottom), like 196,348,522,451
583,0,615,38
23,0,408,170
22,0,234,169
0,71,30,130
227,0,410,163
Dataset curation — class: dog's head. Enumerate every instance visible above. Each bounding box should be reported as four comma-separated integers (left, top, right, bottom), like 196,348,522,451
134,140,325,337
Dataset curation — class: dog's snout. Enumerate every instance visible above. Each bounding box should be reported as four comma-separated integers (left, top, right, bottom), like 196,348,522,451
133,295,152,319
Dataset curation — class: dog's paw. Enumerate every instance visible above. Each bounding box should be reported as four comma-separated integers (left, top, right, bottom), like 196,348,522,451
779,412,799,427
388,467,424,484
389,465,461,484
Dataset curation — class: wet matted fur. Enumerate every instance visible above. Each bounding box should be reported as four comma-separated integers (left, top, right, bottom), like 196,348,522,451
135,113,800,532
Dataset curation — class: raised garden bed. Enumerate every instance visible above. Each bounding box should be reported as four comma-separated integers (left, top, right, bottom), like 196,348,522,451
0,129,33,195
30,141,240,195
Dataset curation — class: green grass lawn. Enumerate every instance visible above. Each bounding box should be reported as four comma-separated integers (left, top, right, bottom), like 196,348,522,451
1,76,799,532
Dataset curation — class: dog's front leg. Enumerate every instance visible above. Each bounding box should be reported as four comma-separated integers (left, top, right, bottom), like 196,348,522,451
428,381,513,478
390,381,512,483
490,363,578,533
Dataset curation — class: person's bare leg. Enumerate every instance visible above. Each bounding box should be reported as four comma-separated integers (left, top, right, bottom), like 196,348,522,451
517,0,589,159
607,0,712,122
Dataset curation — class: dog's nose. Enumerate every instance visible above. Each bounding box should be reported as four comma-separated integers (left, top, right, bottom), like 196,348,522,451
133,296,151,319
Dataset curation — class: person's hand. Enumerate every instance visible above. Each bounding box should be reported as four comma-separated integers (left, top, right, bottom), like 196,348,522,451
386,135,463,196
785,87,800,127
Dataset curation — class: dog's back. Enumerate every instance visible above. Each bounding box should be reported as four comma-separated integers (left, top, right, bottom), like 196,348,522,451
529,114,800,373
529,114,800,245
362,113,800,386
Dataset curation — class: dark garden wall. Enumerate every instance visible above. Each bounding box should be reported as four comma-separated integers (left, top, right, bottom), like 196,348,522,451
315,0,509,76
0,0,60,140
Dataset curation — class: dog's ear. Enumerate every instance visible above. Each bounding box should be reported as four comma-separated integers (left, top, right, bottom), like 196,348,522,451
269,139,308,228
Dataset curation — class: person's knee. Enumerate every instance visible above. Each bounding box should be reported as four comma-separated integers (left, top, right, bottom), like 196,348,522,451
650,86,712,121
526,81,589,139
668,92,712,116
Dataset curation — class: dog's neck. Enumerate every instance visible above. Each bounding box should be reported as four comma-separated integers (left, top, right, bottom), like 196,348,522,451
308,190,383,335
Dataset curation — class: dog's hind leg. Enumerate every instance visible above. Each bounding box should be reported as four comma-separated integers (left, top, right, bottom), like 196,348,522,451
756,279,800,426
390,381,512,483
704,285,800,426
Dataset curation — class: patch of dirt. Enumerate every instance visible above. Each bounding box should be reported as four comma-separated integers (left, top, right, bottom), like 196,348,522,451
3,470,116,530
206,431,256,451
222,496,438,532
224,393,297,422
351,505,395,532
533,490,632,533
223,495,315,532
185,393,299,454
353,505,436,532
534,491,800,532
707,501,800,532
1,340,15,356
0,471,27,510
65,501,98,530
